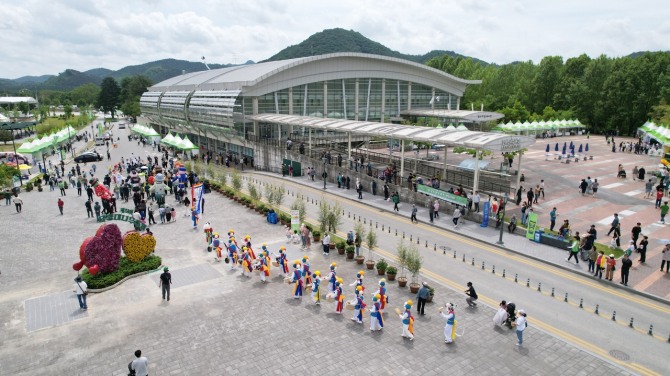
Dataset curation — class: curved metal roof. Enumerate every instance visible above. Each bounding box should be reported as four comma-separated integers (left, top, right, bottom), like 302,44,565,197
149,53,481,97
250,114,534,152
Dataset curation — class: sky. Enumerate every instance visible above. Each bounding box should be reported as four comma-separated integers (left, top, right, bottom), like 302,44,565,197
1,0,668,79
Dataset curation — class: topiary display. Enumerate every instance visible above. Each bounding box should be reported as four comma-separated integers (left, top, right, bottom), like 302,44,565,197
122,231,156,263
73,223,123,275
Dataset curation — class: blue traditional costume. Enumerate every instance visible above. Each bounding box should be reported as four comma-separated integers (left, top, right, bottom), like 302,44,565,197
399,300,415,340
326,263,337,293
370,293,384,331
301,256,312,286
311,271,322,304
350,286,366,324
291,261,303,298
441,303,457,343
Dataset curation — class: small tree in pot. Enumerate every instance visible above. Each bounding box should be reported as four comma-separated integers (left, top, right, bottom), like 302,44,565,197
375,258,388,276
406,245,423,294
363,228,377,268
386,266,397,281
396,240,409,288
345,245,355,260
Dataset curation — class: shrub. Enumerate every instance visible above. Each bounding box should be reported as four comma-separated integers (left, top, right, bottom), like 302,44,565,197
248,183,260,201
386,266,397,275
25,182,34,191
312,230,321,238
376,258,388,272
336,240,346,250
345,245,355,254
82,255,162,289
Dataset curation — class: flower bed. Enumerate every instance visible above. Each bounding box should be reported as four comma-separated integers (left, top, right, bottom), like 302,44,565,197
82,255,162,289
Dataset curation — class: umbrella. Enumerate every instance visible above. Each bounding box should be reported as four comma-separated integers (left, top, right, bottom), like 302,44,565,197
545,144,550,153
578,144,583,153
18,164,32,170
554,143,559,151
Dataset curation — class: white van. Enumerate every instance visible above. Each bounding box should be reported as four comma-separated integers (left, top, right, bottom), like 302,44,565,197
95,137,105,146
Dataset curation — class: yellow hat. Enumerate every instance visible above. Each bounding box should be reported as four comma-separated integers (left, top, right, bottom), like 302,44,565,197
314,271,321,276
356,286,363,292
359,270,365,276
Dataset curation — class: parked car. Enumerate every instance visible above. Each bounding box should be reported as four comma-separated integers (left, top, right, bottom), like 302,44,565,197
74,151,103,163
118,123,126,129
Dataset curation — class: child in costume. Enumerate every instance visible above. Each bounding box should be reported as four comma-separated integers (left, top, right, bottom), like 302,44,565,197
399,300,415,340
349,270,365,293
243,235,256,259
370,293,384,331
334,278,344,313
257,251,270,283
291,261,304,298
211,233,223,261
311,271,322,304
325,263,337,293
227,239,238,270
240,247,253,277
351,286,366,324
376,279,388,314
203,222,213,244
275,247,289,277
440,302,457,343
301,256,312,286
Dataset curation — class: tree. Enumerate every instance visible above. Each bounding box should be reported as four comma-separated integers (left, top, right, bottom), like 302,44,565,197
71,83,100,107
120,75,152,120
64,104,73,119
0,130,13,144
97,77,121,118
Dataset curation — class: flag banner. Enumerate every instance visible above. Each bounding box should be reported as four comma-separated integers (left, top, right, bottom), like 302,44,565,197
192,182,204,215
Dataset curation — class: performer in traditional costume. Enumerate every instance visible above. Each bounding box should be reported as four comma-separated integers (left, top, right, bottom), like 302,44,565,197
376,279,388,314
227,239,238,270
399,300,415,340
334,278,344,313
211,233,223,261
370,293,384,331
243,235,256,259
349,270,365,293
350,286,366,324
301,256,312,286
311,271,322,304
325,263,337,293
240,247,253,277
291,261,304,298
203,222,213,244
257,251,270,283
275,247,289,277
440,302,457,343
191,206,199,230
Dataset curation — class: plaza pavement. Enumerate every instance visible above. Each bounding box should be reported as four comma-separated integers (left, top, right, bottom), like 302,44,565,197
0,126,634,375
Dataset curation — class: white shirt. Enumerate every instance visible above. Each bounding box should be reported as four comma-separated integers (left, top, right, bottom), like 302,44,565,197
515,315,527,331
73,281,87,295
131,357,149,376
473,194,480,203
323,235,330,245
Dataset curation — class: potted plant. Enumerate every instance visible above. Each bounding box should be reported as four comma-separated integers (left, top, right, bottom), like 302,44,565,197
364,228,377,269
312,230,321,242
376,258,388,276
36,182,43,192
406,245,423,294
386,266,397,281
336,240,346,253
25,182,34,192
365,258,376,270
396,240,408,288
426,286,435,303
345,245,355,260
354,254,365,265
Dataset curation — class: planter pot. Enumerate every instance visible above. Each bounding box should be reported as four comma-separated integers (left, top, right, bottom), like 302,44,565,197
329,243,336,250
409,282,421,294
426,295,433,303
386,272,396,281
365,260,375,270
313,235,321,242
355,255,365,264
397,277,408,288
337,247,345,255
377,268,386,276
346,252,354,260
336,246,345,253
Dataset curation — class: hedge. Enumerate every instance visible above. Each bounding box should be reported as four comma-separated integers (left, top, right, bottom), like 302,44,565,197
82,255,162,289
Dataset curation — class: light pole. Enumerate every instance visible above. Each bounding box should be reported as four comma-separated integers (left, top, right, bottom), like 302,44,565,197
322,157,327,189
9,128,22,187
496,192,509,245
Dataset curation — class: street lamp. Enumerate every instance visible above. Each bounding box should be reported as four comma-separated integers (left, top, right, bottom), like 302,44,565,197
322,157,327,189
496,192,509,245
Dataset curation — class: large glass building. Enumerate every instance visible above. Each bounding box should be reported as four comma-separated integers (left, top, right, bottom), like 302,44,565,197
140,53,493,159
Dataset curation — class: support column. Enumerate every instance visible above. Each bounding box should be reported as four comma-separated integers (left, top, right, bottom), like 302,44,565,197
355,79,359,121
442,146,448,182
252,97,259,138
288,88,293,115
400,140,405,185
308,128,312,155
380,79,386,122
473,150,480,194
456,97,460,111
515,152,523,191
407,82,412,110
431,88,436,110
348,132,352,160
323,81,328,118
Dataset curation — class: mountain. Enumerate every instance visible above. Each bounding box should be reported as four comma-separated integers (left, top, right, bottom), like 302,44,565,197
264,28,488,65
40,69,101,91
13,75,53,84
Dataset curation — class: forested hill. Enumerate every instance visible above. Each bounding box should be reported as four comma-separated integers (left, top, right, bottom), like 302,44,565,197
264,28,486,65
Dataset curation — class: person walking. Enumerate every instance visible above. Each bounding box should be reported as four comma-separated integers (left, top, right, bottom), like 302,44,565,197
606,213,620,236
73,276,88,310
322,233,331,255
566,232,580,264
645,179,654,198
655,187,664,209
631,222,642,248
410,204,418,223
383,183,389,200
85,200,93,218
12,194,23,213
474,191,482,211
549,207,557,232
452,206,462,228
638,236,648,263
526,188,534,208
392,192,400,211
620,254,632,286
433,200,440,219
591,179,599,197
464,281,478,307
4,189,11,205
159,266,171,301
587,245,598,273
605,254,617,281
130,350,149,376
415,282,430,315
513,309,527,346
428,202,435,223
660,201,669,224
147,202,157,225
594,251,606,279
356,179,363,199
76,179,82,196
58,179,66,196
57,198,64,215
661,244,670,273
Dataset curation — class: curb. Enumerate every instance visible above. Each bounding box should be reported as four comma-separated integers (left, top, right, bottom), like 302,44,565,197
250,170,670,306
87,264,163,293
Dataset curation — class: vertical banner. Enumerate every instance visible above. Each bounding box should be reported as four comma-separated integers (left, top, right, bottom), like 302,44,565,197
480,201,490,227
191,182,204,214
526,212,538,240
290,210,300,232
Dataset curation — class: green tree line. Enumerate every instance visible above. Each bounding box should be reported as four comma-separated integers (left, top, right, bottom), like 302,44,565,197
427,52,670,135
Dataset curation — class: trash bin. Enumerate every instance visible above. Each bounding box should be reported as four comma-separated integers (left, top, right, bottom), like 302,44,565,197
267,211,277,224
534,230,542,243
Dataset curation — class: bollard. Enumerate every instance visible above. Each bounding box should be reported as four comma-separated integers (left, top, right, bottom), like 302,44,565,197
579,299,583,308
564,293,568,303
481,261,485,270
425,240,428,248
353,214,356,220
452,250,456,258
551,288,555,297
403,232,405,239
514,274,518,283
364,218,366,224
370,221,372,227
410,234,412,241
342,210,345,216
462,254,466,262
629,318,634,328
472,258,475,266
492,265,496,274
376,222,378,229
389,226,391,234
358,216,361,223
595,305,599,314
416,237,419,245
382,224,384,231
348,211,351,218
537,282,541,292
648,325,653,336
526,278,530,287
502,269,506,278
612,311,616,321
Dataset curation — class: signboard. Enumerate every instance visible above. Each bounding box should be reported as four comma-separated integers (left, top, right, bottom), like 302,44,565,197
525,212,538,240
417,185,468,206
290,210,300,232
96,213,146,230
480,201,490,228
